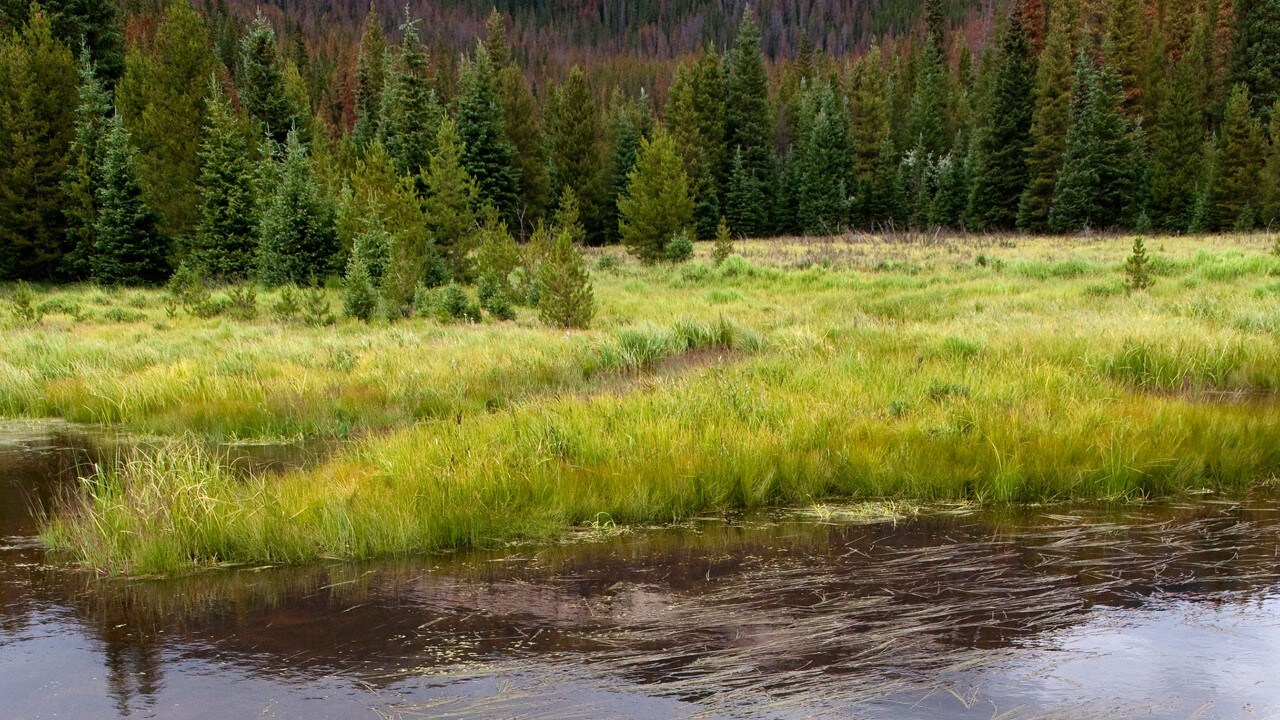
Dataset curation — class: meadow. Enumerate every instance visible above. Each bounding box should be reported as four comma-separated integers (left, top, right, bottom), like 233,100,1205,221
11,233,1280,575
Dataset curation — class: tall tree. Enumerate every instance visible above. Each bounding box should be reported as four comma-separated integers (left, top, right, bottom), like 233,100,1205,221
967,11,1036,229
1149,59,1206,229
114,0,216,241
379,14,442,178
495,62,547,234
665,47,727,239
725,10,778,235
909,37,951,158
0,0,123,84
724,147,766,238
456,43,518,222
848,47,892,228
257,130,338,286
546,67,606,243
1260,98,1280,226
420,118,478,281
0,4,77,280
796,83,855,234
1212,83,1266,228
240,12,297,147
1018,11,1074,231
61,49,111,279
92,115,168,285
192,81,257,280
618,130,693,262
352,10,388,152
1230,0,1280,117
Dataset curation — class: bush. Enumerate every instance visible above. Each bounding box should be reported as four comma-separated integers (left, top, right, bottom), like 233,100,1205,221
225,285,258,321
439,283,481,323
666,229,695,263
713,217,733,266
343,257,379,323
477,274,516,321
302,283,335,326
1124,236,1154,292
273,285,301,322
8,283,42,324
538,230,594,329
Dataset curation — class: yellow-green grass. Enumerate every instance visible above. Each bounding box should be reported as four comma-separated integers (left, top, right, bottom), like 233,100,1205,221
23,232,1280,575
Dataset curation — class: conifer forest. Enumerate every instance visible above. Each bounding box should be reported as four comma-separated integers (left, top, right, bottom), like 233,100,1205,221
4,2,1280,716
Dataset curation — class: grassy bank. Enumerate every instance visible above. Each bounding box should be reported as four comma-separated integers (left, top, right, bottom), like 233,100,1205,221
24,233,1280,575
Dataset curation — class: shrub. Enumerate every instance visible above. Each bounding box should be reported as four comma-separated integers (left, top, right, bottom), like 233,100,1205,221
1124,236,1154,292
713,217,734,266
273,285,301,322
343,257,379,323
439,283,481,323
477,274,516,321
666,229,695,263
8,283,42,324
538,230,594,329
302,283,335,326
225,285,258,321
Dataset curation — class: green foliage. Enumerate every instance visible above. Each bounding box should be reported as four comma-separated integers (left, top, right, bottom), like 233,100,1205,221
725,148,766,238
192,81,257,280
1125,236,1154,292
495,62,548,230
93,115,169,285
726,11,778,233
343,253,379,323
1230,0,1280,116
1150,60,1206,230
473,207,521,296
1212,84,1266,230
8,282,41,324
713,216,734,265
1017,10,1072,232
225,285,258,322
272,285,301,322
477,272,516,320
302,282,335,326
666,48,727,239
61,50,111,280
538,230,594,328
967,11,1035,229
0,6,77,280
239,12,297,146
618,131,694,262
257,130,338,287
378,14,442,177
456,43,518,221
666,229,695,263
352,12,388,151
438,282,480,322
546,67,607,243
420,118,478,280
795,82,855,234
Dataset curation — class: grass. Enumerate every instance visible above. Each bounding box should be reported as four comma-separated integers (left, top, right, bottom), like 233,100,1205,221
17,232,1280,575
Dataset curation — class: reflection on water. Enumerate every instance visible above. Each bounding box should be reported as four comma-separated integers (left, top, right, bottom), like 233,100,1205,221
2,425,1279,719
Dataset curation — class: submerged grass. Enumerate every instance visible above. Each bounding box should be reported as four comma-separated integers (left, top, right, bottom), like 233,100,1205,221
20,232,1280,575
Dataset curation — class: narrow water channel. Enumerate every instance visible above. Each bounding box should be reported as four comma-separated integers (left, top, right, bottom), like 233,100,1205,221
2,424,1278,719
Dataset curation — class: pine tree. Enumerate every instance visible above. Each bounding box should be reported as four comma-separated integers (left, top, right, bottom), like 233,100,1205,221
865,137,909,229
420,118,478,281
0,5,77,280
496,62,547,233
1213,83,1266,228
726,11,778,235
796,83,854,234
725,147,766,238
713,216,734,264
352,11,388,152
0,0,124,84
967,11,1036,229
909,39,951,158
1149,59,1205,230
1105,0,1146,115
666,47,728,238
257,130,338,287
240,12,297,147
192,80,258,280
546,67,606,243
1018,11,1073,231
61,49,111,280
930,143,971,229
618,130,694,262
1260,99,1280,226
114,0,216,240
342,249,379,322
605,91,652,243
538,229,594,329
93,115,168,285
1230,0,1280,116
379,14,442,179
456,43,518,222
1050,55,1141,232
848,47,892,228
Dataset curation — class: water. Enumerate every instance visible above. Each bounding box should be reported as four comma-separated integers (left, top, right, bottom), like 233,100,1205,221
2,424,1279,719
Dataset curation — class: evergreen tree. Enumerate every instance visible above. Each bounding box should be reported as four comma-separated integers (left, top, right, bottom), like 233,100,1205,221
618,130,694,262
1050,55,1141,232
240,12,297,147
666,48,728,238
114,0,216,240
909,38,951,158
92,115,168,285
456,43,518,222
0,0,124,84
605,90,653,244
352,11,388,152
61,49,111,279
538,229,594,329
796,83,855,234
1018,11,1073,231
546,67,607,243
1105,0,1146,115
420,118,478,281
192,80,257,280
1260,99,1280,226
257,130,338,286
0,5,77,280
1230,0,1280,116
967,11,1036,229
1149,59,1206,229
848,48,892,228
496,62,547,233
1213,83,1266,228
379,14,442,178
725,11,778,235
930,143,971,229
724,147,766,238
342,249,379,322
865,137,909,229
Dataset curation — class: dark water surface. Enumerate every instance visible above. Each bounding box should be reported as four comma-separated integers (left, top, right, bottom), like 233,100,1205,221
2,423,1278,719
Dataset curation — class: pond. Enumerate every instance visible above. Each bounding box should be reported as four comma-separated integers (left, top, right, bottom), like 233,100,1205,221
2,424,1278,718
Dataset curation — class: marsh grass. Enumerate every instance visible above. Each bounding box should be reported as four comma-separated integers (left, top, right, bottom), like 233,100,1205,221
22,232,1280,574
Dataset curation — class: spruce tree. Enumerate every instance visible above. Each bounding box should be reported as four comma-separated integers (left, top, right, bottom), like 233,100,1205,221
725,11,778,235
1018,11,1073,232
538,229,594,329
930,143,971,229
257,130,338,287
379,14,442,179
496,62,547,233
967,11,1035,229
605,91,652,244
456,43,518,223
342,249,379,322
93,115,168,285
1260,99,1280,226
546,67,606,243
618,131,694,262
796,83,855,235
1213,83,1266,228
114,1,216,240
1149,59,1206,230
192,81,257,280
666,48,728,238
0,5,77,280
909,38,951,158
866,137,910,229
352,11,388,152
1230,0,1280,116
1050,55,1141,232
725,147,766,238
0,0,124,84
240,12,297,147
420,118,478,281
61,50,111,280
848,48,892,228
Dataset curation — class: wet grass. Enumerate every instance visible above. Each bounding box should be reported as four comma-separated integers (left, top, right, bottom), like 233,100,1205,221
22,232,1280,575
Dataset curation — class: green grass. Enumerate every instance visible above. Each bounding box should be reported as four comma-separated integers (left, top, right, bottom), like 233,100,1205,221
18,232,1280,575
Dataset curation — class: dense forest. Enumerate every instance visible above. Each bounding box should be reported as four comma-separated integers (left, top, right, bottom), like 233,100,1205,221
2,0,1279,295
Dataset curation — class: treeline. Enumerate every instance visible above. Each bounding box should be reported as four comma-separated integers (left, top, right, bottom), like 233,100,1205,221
2,0,1280,293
